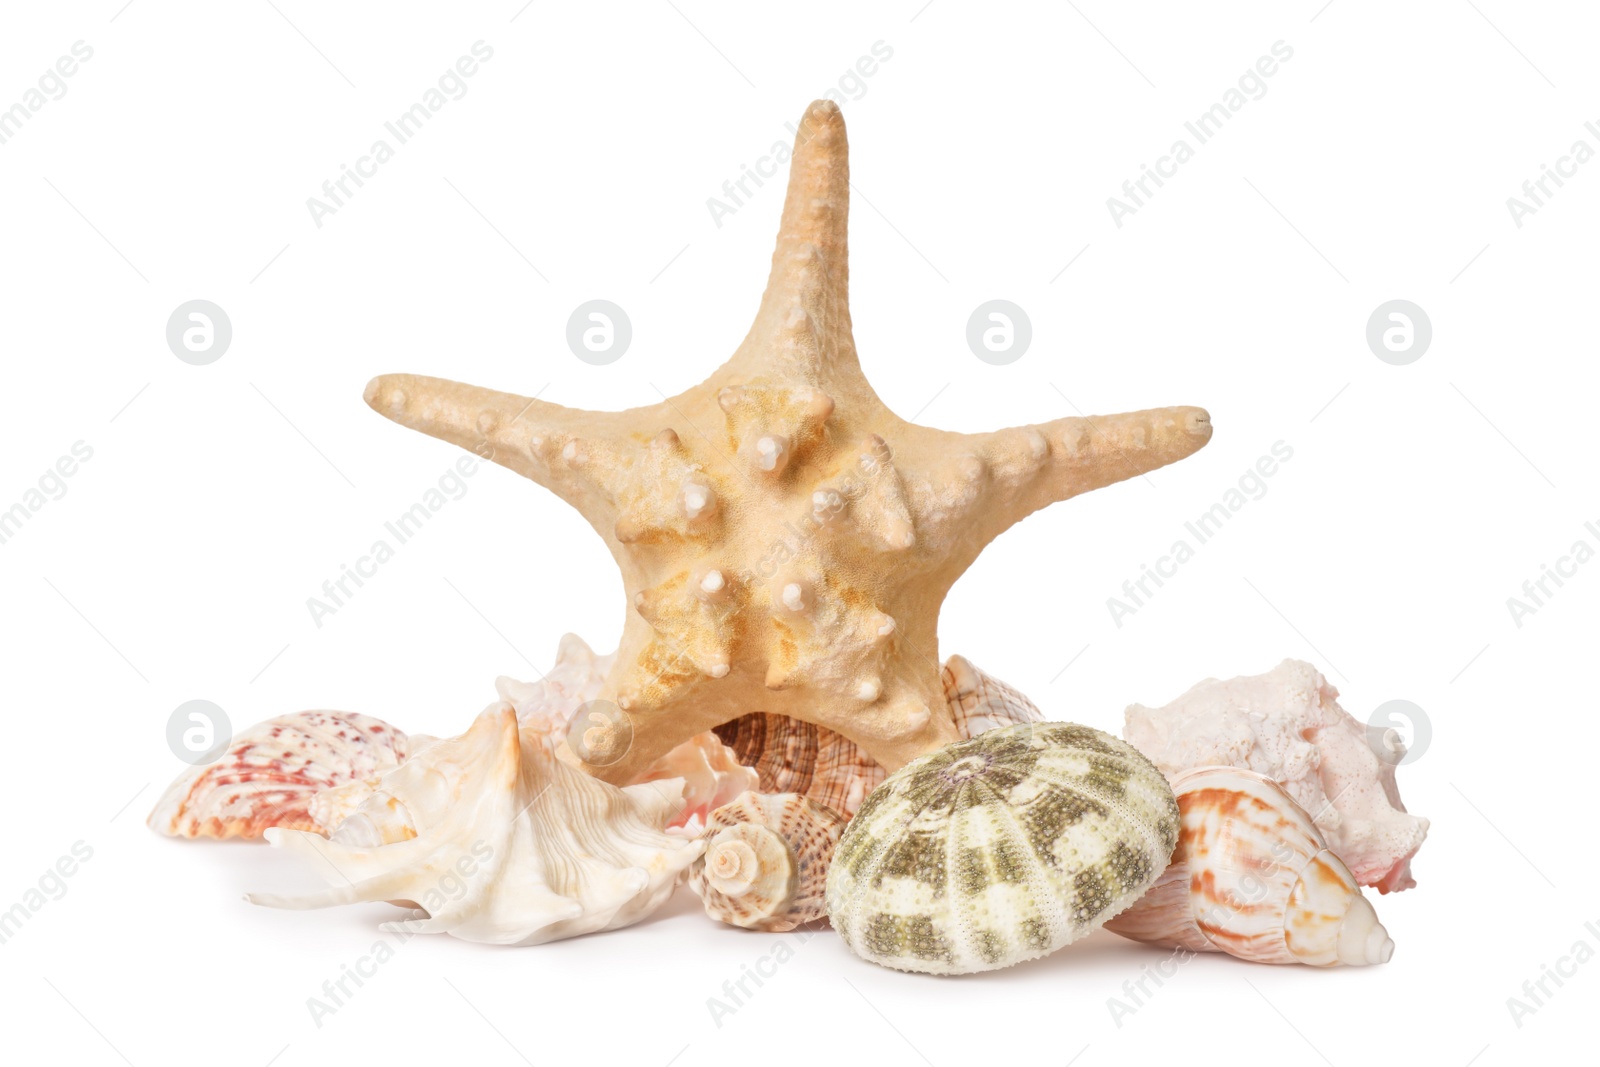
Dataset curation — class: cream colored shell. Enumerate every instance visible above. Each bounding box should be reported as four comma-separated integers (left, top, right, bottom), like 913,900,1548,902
247,705,702,945
1105,766,1393,966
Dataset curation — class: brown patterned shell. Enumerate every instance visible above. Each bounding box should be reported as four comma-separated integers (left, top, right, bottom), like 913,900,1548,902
710,655,1041,820
689,791,847,931
148,711,409,839
943,654,1042,738
713,715,883,818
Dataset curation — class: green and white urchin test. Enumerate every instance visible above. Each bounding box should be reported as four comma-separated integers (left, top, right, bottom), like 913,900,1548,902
826,722,1178,975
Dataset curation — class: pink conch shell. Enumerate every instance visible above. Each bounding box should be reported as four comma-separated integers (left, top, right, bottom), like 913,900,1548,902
147,711,409,839
1123,659,1429,892
635,732,760,833
689,791,846,931
1106,766,1393,966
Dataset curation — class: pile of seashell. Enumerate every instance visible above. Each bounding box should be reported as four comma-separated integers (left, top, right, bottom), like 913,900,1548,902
153,649,1425,974
150,100,1428,977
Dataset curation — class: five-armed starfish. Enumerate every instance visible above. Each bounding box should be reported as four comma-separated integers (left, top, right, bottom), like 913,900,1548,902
364,100,1212,784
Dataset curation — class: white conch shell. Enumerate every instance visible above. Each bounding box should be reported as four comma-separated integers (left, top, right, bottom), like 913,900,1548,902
827,722,1179,975
1106,766,1393,966
496,632,616,740
636,732,760,834
689,792,847,931
148,711,409,839
1123,659,1429,892
494,634,755,831
247,705,703,945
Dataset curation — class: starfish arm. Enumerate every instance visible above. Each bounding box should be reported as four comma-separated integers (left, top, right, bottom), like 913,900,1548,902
900,404,1213,564
1008,403,1213,511
363,373,635,519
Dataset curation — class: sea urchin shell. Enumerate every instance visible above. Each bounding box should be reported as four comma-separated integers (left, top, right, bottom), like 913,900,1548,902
825,722,1178,975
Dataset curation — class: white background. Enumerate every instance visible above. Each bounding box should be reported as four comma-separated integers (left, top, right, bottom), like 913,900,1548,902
1,2,1594,1065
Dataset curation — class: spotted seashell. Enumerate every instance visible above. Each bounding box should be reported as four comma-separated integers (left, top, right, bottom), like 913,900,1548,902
690,791,847,932
825,722,1179,975
1104,766,1393,966
147,711,409,840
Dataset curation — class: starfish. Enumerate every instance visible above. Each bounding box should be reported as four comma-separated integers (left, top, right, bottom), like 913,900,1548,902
364,100,1212,785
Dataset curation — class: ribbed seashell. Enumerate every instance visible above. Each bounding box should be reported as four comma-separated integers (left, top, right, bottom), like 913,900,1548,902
714,714,883,818
636,732,761,834
826,722,1179,975
1105,766,1394,966
689,791,847,931
943,654,1043,738
247,705,703,945
710,655,1036,821
147,711,409,839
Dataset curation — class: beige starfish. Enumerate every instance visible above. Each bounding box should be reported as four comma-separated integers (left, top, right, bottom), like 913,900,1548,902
364,100,1212,784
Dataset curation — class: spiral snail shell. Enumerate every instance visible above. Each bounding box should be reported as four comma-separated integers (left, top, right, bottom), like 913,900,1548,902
1104,766,1393,966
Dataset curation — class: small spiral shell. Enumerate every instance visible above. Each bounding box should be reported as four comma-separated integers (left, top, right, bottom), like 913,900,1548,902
690,792,846,932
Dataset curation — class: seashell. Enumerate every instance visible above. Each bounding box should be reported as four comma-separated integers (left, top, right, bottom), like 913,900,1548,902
1123,659,1429,892
690,791,847,931
826,722,1179,975
495,632,616,739
148,711,409,840
714,713,885,819
943,653,1043,738
636,731,760,834
490,634,757,832
710,655,1037,821
247,704,703,945
1105,766,1394,966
